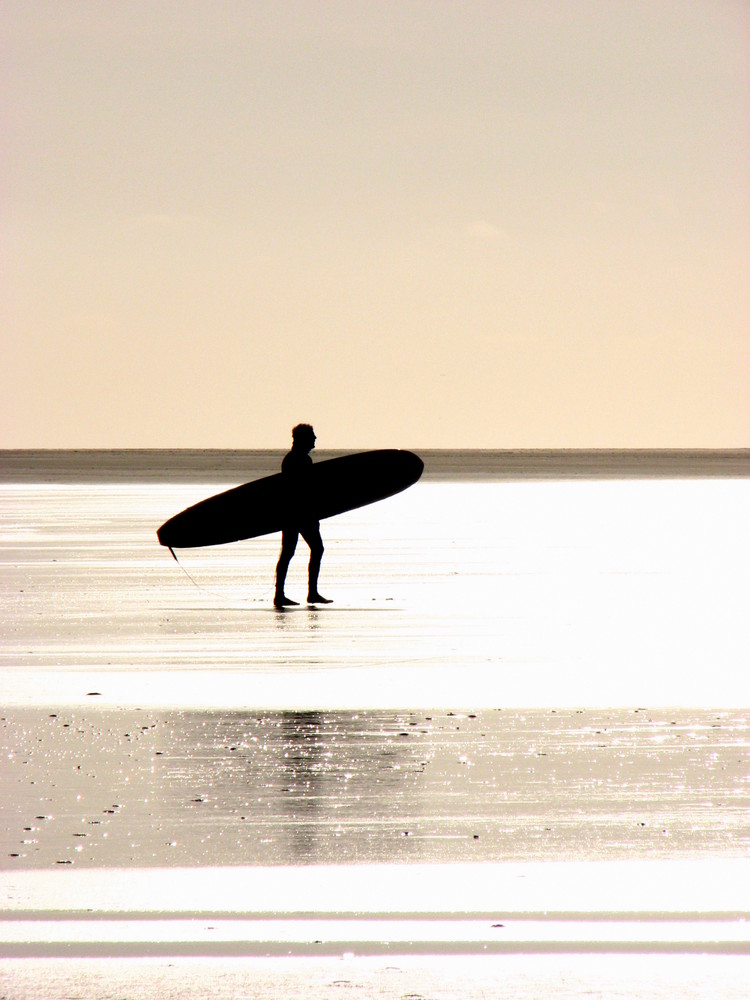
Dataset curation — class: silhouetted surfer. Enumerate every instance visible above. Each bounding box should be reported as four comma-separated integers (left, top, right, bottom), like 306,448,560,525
274,424,332,608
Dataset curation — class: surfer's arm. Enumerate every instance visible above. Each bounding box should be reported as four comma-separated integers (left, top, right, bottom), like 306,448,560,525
280,453,315,522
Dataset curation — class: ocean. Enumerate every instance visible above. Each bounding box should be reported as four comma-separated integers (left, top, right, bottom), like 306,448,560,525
1,450,749,998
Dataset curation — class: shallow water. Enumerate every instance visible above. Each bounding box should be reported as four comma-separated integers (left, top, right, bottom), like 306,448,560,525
2,477,749,708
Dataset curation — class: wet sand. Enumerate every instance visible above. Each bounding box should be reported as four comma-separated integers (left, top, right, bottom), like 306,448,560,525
2,708,749,869
2,466,749,996
2,861,750,995
2,478,749,710
2,954,749,1000
2,706,749,994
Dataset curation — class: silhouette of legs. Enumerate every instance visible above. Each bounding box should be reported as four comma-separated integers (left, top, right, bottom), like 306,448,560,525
274,522,331,607
274,527,300,607
300,523,330,603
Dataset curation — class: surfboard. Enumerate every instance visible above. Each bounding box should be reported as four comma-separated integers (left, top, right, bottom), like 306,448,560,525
156,449,424,549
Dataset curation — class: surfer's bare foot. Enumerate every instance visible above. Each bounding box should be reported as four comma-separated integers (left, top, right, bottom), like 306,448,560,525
274,594,299,608
307,593,333,605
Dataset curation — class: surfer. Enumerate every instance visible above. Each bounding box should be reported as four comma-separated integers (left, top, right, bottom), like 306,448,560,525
274,424,333,608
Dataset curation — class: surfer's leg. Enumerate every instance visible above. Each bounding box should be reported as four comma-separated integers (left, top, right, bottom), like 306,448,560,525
301,523,331,604
275,528,300,607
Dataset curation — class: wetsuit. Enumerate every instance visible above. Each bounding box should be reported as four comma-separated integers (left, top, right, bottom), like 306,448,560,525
275,447,324,599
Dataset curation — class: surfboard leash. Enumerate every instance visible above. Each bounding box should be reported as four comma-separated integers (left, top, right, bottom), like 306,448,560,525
166,546,270,603
168,546,207,592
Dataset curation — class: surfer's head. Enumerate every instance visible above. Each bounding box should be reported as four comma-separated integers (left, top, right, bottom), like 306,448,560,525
292,423,316,451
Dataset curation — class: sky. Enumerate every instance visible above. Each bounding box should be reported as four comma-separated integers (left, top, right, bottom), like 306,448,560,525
2,1,748,449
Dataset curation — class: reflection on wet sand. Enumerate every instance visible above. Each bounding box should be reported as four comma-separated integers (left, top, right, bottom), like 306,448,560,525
3,708,748,869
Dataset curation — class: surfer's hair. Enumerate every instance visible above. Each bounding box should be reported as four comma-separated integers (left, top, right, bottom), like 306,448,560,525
292,423,315,443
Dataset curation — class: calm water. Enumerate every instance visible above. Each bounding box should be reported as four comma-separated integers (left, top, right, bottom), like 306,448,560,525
1,452,749,997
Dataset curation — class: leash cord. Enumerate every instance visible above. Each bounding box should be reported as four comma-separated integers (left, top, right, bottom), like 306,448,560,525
167,546,270,603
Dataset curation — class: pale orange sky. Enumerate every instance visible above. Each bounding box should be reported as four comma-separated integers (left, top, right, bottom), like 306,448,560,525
3,1,748,448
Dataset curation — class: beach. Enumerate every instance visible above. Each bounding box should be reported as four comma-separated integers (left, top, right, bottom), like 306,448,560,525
1,451,749,997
